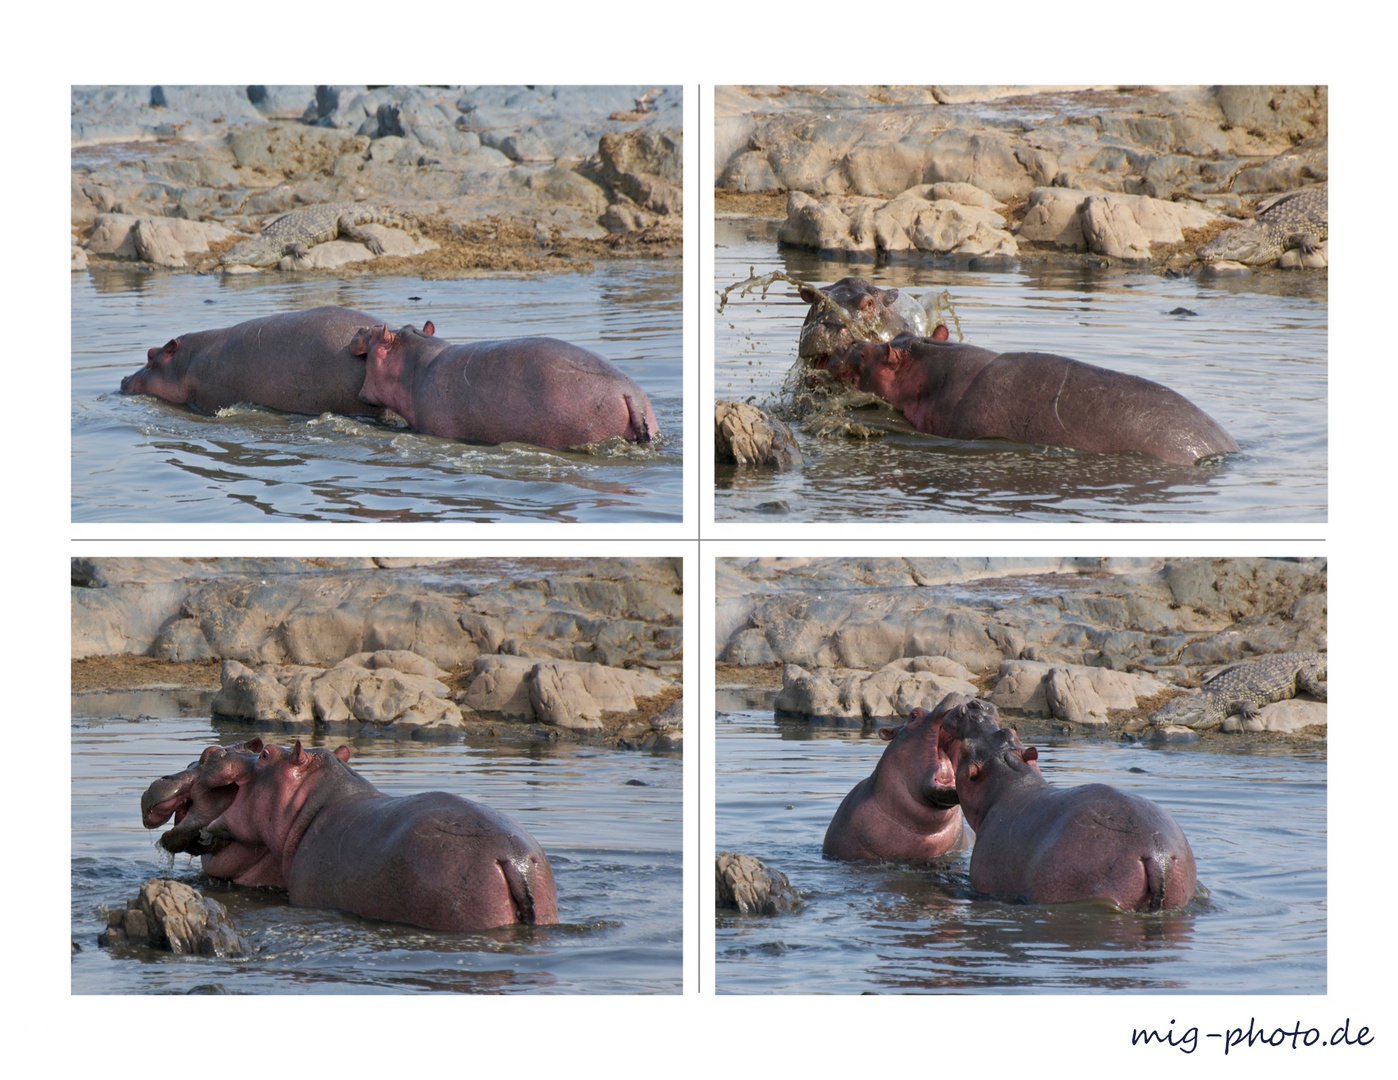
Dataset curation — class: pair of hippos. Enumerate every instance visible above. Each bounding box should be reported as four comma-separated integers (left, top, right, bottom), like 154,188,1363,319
824,695,1197,912
799,277,1238,466
141,738,558,932
120,306,658,450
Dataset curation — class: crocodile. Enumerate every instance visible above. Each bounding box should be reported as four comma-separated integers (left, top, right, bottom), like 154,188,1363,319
220,202,418,268
1197,185,1327,266
1149,651,1327,729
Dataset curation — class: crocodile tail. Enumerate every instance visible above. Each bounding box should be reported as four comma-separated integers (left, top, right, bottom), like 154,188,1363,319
1143,855,1167,912
498,858,538,924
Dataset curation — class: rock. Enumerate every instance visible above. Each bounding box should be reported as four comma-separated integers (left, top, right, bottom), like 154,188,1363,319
715,852,800,915
1219,698,1326,734
87,213,234,262
774,661,979,722
717,558,1326,685
210,654,462,732
98,878,244,957
72,558,680,669
465,654,671,726
991,660,1167,717
71,558,107,589
715,400,801,467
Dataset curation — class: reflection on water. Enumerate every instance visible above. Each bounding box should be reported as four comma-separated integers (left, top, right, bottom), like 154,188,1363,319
72,708,682,994
714,218,1326,522
716,710,1325,994
72,262,683,523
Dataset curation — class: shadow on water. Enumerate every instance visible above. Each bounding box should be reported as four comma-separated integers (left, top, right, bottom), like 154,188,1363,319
714,218,1326,523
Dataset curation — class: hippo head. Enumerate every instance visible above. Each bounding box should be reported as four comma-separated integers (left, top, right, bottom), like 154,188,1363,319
798,277,911,369
141,739,283,883
798,278,946,373
202,740,354,876
942,706,1043,830
879,701,965,810
120,337,189,401
352,320,439,414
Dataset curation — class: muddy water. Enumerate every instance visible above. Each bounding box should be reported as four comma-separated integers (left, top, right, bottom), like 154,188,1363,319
72,260,682,523
714,219,1326,522
715,698,1325,994
72,706,682,994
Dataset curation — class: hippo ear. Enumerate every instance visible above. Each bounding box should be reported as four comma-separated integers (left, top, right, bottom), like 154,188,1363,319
884,288,899,301
1021,746,1038,763
334,745,351,763
290,740,310,767
931,323,949,342
798,285,819,303
968,761,984,781
422,320,435,336
878,725,901,741
348,328,371,356
161,338,180,359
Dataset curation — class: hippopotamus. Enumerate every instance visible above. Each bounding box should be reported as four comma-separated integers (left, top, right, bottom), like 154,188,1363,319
141,739,280,884
822,333,1238,465
120,306,387,417
940,698,1197,912
142,739,558,932
798,277,946,368
822,697,969,860
350,321,658,449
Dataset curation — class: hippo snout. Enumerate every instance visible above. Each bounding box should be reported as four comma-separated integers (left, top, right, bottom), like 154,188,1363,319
940,698,1001,738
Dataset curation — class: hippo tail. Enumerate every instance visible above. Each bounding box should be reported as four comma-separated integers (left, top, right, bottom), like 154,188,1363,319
499,858,543,925
623,393,657,444
1143,855,1170,912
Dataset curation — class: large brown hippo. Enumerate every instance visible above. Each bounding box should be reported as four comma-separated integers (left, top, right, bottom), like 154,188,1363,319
350,321,658,449
822,696,969,860
142,739,558,932
120,306,387,417
141,739,281,885
823,333,1238,465
940,698,1197,912
797,276,946,368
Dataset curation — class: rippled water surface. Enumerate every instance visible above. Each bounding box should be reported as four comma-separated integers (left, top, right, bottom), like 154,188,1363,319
72,261,682,523
715,219,1326,522
715,701,1325,994
72,705,682,994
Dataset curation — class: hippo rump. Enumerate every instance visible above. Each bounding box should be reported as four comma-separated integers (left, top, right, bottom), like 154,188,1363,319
822,696,970,860
823,332,1238,465
142,739,557,932
120,306,387,418
798,276,946,368
940,698,1197,912
350,321,658,449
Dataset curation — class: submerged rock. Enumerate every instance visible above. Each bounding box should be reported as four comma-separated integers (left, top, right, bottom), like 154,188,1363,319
98,878,244,957
716,852,800,915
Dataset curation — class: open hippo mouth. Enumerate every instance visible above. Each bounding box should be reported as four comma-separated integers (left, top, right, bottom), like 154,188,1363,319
922,725,963,808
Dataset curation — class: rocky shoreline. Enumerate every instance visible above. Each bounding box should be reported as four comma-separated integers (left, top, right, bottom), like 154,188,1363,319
72,557,683,750
72,85,683,276
716,557,1326,750
715,85,1326,273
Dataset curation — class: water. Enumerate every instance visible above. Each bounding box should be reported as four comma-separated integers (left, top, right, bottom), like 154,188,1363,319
714,219,1327,521
72,261,683,523
72,704,682,994
715,701,1326,994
